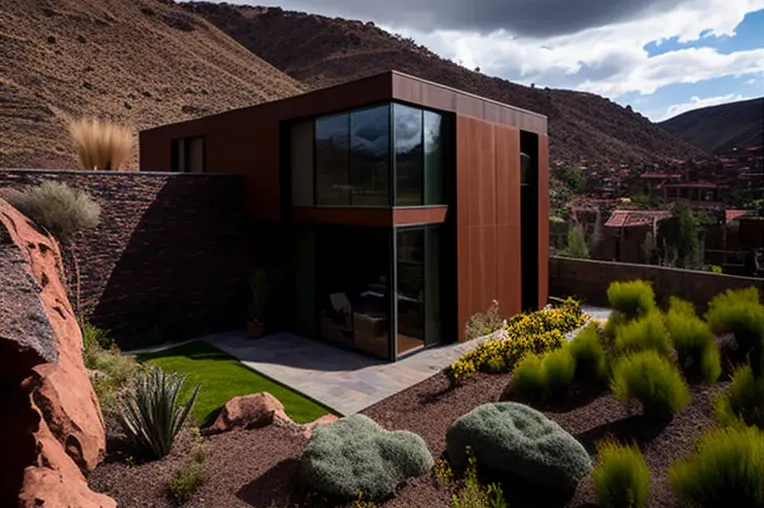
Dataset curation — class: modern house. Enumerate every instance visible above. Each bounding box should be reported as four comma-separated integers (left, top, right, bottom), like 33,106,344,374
139,71,549,361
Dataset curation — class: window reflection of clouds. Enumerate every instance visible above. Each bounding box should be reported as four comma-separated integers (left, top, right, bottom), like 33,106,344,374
394,104,422,152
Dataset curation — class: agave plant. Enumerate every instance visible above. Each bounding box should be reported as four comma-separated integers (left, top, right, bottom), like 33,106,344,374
120,366,201,459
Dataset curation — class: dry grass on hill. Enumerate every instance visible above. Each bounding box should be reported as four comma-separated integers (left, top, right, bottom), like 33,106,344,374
0,0,305,171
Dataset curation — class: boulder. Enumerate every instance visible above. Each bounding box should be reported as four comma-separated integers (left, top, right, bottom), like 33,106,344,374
209,392,338,437
446,402,592,491
0,199,113,507
210,392,288,432
300,414,434,500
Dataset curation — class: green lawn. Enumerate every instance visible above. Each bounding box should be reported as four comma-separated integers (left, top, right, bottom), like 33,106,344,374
137,341,331,425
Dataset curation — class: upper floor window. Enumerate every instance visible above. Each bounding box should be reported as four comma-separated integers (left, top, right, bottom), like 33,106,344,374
171,136,205,173
298,102,448,208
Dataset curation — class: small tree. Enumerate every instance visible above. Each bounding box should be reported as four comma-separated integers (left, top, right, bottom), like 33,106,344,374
659,203,700,269
563,224,591,259
588,209,604,253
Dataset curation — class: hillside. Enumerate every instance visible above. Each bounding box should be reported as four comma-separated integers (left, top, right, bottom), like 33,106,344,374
185,2,711,168
658,97,764,154
0,0,304,170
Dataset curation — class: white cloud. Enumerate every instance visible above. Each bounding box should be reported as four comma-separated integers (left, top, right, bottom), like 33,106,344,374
745,78,757,84
377,0,764,97
651,93,757,121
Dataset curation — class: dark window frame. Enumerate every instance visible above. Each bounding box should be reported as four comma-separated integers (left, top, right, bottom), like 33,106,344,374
171,136,206,173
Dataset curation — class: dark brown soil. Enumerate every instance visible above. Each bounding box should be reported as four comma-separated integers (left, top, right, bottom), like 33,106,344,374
89,373,728,508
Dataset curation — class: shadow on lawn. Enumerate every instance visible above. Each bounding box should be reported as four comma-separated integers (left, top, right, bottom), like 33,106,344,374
236,458,301,507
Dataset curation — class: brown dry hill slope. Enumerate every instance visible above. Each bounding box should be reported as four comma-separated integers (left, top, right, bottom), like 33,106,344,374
0,0,304,170
659,97,764,154
186,2,711,167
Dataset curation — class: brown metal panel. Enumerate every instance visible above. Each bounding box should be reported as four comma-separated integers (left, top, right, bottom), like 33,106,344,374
495,125,522,316
538,134,550,308
456,115,474,334
292,207,394,227
393,206,449,226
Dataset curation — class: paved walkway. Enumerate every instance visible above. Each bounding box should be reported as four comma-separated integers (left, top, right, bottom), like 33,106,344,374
204,331,484,416
201,305,611,416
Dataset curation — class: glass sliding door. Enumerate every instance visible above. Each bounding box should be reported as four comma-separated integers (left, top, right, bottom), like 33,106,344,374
315,226,392,359
395,225,441,355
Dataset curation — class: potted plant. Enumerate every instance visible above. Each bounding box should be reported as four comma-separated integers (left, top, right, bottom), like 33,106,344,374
247,269,269,338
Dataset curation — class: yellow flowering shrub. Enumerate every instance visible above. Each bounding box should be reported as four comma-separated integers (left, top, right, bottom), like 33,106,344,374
446,298,588,385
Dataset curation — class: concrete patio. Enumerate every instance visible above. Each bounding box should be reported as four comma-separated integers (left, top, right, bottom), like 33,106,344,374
201,304,611,416
204,331,483,415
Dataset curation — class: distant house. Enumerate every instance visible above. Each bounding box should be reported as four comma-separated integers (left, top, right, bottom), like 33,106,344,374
139,71,550,361
602,210,673,263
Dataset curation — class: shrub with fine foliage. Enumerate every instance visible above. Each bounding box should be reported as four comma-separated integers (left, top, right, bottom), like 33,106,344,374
714,362,764,428
3,181,101,241
705,287,764,370
669,426,764,508
592,439,650,508
611,350,691,419
614,312,671,357
446,402,592,491
300,414,434,500
665,309,721,383
568,323,608,384
69,117,133,171
667,296,696,317
120,366,200,459
606,280,655,320
505,348,575,402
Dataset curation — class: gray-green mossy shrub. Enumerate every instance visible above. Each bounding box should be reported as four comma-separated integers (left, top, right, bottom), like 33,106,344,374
446,402,592,491
300,414,434,501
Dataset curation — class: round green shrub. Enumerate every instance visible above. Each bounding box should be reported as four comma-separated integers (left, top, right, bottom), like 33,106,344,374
543,347,576,396
446,402,592,491
611,350,691,419
705,287,764,370
300,414,434,500
506,354,546,401
665,310,721,383
714,362,764,428
504,348,575,402
568,323,608,384
614,312,671,357
669,426,764,508
667,296,696,317
606,280,655,321
592,439,650,508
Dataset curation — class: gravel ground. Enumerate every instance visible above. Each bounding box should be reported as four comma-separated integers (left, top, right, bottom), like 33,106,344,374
90,372,727,508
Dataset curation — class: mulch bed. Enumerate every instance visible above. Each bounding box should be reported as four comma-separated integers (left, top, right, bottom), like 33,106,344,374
89,372,728,508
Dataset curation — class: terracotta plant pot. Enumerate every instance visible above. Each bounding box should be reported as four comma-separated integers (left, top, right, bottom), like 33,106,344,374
247,320,265,338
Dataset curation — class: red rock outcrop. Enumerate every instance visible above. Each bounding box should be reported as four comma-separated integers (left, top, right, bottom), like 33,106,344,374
0,198,115,508
210,392,339,438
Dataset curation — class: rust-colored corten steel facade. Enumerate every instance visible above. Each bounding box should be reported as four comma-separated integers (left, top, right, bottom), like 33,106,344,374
140,70,549,361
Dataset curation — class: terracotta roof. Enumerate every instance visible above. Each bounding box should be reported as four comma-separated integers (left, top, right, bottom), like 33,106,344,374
605,210,672,228
726,210,749,223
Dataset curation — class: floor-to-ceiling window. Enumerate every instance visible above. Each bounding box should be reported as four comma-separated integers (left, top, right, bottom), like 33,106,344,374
396,225,441,355
315,227,392,359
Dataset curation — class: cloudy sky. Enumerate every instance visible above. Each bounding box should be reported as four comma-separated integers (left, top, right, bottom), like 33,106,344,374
222,0,763,122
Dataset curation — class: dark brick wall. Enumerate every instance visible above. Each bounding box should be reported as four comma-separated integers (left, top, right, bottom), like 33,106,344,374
0,170,250,349
550,256,764,310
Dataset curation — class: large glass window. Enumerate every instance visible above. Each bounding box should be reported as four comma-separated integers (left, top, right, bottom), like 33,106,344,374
315,114,350,205
396,225,441,355
394,104,424,206
424,111,445,204
315,227,392,359
350,105,390,206
308,103,447,208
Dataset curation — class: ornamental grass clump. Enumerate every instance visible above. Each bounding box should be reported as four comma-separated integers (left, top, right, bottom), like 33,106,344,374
705,287,764,373
68,117,133,171
568,323,609,384
120,366,201,459
606,280,655,321
592,439,650,508
611,350,691,419
613,312,671,357
714,361,764,428
669,426,764,508
506,348,576,402
665,308,721,383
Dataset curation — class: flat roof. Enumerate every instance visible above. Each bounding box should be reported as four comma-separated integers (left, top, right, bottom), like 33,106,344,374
141,70,547,136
